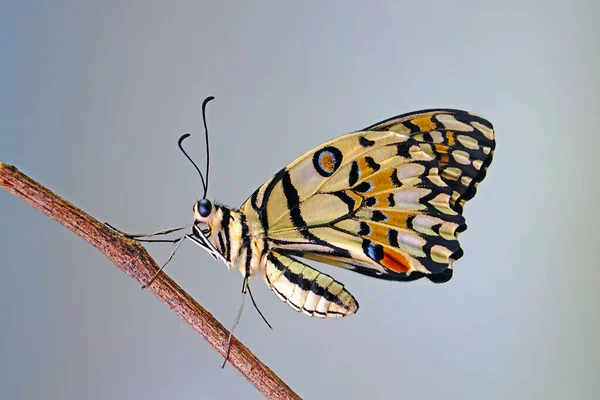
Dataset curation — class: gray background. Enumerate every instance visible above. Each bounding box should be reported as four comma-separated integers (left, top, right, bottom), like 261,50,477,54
1,1,598,399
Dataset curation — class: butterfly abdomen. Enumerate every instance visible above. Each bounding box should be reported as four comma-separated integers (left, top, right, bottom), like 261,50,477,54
263,251,358,318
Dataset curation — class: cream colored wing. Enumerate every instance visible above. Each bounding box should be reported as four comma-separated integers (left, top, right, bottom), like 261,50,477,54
365,109,495,213
241,109,494,284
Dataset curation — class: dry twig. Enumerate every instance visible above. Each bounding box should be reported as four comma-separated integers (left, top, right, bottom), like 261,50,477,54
0,162,300,400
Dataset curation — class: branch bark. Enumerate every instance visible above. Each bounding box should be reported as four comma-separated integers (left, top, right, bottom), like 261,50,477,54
0,162,301,400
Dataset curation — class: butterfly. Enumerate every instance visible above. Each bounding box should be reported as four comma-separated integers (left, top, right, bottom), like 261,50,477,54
123,97,495,320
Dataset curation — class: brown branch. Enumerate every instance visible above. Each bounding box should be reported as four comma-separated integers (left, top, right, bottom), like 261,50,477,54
0,162,301,400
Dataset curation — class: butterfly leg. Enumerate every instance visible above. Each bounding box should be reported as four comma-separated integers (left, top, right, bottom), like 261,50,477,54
105,222,190,241
221,276,249,369
264,251,359,318
246,284,273,330
142,234,189,288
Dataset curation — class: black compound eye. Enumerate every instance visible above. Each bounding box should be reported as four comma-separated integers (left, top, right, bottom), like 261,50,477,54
198,199,212,217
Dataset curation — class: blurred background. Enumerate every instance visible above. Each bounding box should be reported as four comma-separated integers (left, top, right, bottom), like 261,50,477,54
1,1,598,399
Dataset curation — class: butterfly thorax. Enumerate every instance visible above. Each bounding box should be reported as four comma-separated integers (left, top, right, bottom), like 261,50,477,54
193,201,268,279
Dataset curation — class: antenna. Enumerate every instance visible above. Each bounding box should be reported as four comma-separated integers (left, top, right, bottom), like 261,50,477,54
201,96,215,198
177,95,215,198
178,133,206,195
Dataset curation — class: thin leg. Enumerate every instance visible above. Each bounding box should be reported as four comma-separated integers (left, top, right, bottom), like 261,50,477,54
135,238,183,244
105,222,190,239
142,235,188,289
247,284,273,330
221,277,249,369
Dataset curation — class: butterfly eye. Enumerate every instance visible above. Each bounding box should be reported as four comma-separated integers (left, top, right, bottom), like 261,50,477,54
198,199,212,217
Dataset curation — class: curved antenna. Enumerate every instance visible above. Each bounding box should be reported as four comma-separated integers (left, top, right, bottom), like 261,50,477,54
178,133,207,194
201,96,215,198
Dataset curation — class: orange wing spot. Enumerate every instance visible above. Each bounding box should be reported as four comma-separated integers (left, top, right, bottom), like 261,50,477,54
374,192,395,207
446,131,455,146
357,158,378,174
380,209,415,229
343,190,363,211
320,152,336,172
364,171,397,194
380,250,411,273
411,116,437,132
366,222,390,242
435,144,449,154
435,144,450,164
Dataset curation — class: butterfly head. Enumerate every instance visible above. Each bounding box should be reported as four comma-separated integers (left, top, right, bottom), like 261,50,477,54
193,198,213,222
191,198,229,265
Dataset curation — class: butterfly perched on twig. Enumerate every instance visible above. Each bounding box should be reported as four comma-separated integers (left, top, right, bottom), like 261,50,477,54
112,97,494,365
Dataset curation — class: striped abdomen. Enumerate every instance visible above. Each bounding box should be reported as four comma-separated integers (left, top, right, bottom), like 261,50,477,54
264,251,358,318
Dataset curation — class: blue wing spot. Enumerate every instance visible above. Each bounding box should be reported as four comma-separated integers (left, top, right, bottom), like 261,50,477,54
367,244,377,260
362,239,384,262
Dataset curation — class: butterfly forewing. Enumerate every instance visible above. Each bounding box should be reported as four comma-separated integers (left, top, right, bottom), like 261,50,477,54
240,110,495,285
364,109,495,213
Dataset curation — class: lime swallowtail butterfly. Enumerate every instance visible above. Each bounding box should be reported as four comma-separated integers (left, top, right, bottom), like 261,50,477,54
124,97,495,320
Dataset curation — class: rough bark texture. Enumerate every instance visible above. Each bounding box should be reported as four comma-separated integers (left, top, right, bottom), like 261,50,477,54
0,162,301,400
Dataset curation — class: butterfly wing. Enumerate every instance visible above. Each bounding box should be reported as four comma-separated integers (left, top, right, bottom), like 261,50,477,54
241,109,494,282
364,109,495,213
